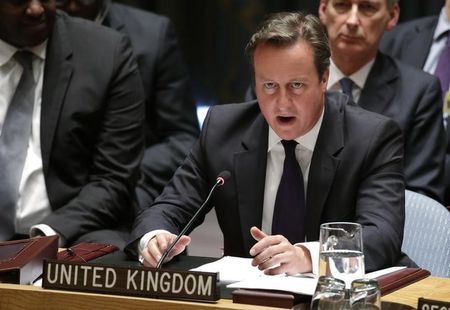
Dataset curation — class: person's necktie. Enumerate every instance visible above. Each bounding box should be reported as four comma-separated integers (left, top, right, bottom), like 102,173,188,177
0,51,36,240
272,140,306,244
339,77,355,102
434,31,450,95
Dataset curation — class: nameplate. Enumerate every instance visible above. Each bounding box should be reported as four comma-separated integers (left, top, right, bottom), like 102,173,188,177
42,260,219,302
418,297,450,310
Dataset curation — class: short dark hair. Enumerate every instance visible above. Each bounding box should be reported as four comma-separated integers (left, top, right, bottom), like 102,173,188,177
387,0,399,9
321,0,399,9
245,11,330,79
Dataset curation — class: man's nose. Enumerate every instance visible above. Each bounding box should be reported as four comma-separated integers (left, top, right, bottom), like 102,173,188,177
27,0,45,17
346,4,360,27
276,89,292,107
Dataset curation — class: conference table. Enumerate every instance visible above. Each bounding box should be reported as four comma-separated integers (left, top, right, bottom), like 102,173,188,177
0,253,449,310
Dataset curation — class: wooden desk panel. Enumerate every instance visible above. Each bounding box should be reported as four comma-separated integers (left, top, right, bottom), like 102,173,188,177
1,276,449,309
0,283,280,310
382,276,450,308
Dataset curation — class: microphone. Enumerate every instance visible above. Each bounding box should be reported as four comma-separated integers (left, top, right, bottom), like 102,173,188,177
156,170,231,269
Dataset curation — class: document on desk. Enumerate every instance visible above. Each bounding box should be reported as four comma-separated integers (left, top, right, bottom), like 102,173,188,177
191,256,408,296
191,256,317,295
191,256,265,283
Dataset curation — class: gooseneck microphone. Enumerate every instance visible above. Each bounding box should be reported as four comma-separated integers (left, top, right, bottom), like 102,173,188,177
156,170,231,269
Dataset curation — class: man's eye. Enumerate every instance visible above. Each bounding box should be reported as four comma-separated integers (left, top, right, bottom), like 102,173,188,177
333,1,351,12
264,82,276,89
359,3,378,14
291,82,304,89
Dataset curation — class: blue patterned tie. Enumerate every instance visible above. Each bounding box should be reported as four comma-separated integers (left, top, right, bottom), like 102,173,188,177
272,140,306,243
339,77,354,102
0,51,35,240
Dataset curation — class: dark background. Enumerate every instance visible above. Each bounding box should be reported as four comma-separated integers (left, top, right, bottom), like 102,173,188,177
116,0,445,107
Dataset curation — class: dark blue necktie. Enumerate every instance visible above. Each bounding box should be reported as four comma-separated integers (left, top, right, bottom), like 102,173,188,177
0,51,35,240
272,140,306,244
339,77,354,102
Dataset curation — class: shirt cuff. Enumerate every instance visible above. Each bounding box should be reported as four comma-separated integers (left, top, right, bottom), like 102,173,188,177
30,224,66,247
138,229,171,262
295,241,319,275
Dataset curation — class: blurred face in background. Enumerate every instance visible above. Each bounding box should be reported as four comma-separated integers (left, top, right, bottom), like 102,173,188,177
0,0,56,47
56,0,101,20
319,0,399,64
254,40,328,140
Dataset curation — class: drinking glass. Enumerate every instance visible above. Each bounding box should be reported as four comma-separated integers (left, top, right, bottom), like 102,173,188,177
319,222,365,288
310,276,346,310
350,278,381,310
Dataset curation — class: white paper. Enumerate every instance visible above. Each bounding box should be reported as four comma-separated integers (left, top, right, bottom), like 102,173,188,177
192,256,406,296
191,256,264,283
227,274,318,296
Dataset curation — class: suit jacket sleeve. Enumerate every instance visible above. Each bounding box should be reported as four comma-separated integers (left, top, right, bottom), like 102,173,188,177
136,18,200,209
356,118,405,271
44,34,145,243
403,74,445,203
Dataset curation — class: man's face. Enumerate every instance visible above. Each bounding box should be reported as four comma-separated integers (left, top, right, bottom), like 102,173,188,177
254,41,328,140
319,0,399,61
56,0,101,21
0,0,56,48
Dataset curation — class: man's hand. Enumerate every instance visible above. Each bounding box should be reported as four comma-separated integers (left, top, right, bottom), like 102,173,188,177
249,226,312,275
140,233,191,267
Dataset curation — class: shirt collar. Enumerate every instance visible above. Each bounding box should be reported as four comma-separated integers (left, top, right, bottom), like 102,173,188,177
433,7,450,40
0,38,47,67
328,58,375,90
267,104,325,153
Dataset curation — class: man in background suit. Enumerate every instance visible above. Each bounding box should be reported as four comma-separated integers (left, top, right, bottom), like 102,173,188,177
56,0,200,209
0,0,144,247
380,0,450,204
319,0,446,204
129,12,408,274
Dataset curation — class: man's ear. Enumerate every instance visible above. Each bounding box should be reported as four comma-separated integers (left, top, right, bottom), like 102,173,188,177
318,0,328,24
386,3,400,31
320,68,330,91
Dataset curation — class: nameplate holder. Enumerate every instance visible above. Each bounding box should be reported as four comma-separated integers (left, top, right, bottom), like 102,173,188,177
418,297,450,310
42,260,219,302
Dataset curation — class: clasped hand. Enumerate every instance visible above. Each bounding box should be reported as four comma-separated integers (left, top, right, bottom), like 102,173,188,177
249,226,312,275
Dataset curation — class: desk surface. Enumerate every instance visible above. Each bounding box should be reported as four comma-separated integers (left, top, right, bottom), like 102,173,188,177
0,276,449,310
1,253,449,309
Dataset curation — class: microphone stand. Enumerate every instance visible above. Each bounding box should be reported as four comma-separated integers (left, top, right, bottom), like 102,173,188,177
156,178,224,269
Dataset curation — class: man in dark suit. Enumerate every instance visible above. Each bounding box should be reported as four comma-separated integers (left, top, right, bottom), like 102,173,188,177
0,1,144,247
380,0,450,204
56,0,200,209
318,0,446,204
129,12,407,274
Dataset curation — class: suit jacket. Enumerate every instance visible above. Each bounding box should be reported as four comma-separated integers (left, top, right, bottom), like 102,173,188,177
357,52,445,204
40,11,145,244
380,16,438,69
129,92,407,272
104,4,200,209
380,17,450,204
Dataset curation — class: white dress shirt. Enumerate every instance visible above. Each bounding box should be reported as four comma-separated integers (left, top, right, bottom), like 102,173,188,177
327,59,375,103
261,109,324,236
140,107,325,274
0,39,53,237
423,7,450,79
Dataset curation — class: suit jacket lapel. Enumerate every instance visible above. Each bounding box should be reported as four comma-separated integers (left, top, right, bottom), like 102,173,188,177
234,112,268,252
41,13,73,175
406,17,438,68
306,96,344,240
359,53,397,115
102,5,125,32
